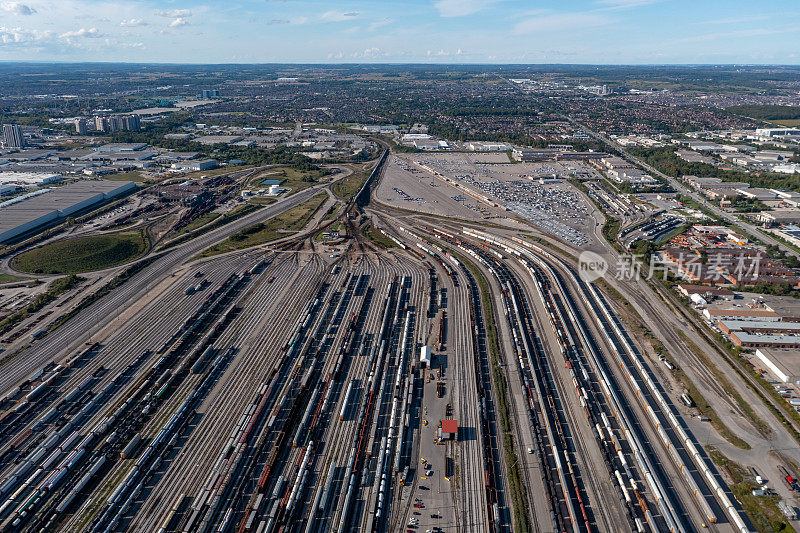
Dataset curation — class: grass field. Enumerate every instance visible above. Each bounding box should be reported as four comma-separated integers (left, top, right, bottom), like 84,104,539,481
707,447,795,533
323,204,340,221
13,230,149,274
0,274,27,284
200,193,327,257
250,167,328,196
185,165,251,180
772,119,800,127
247,197,278,206
159,204,262,250
361,225,397,248
174,212,221,236
333,164,372,202
105,171,145,182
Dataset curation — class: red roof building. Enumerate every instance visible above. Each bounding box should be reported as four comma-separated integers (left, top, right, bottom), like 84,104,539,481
441,419,458,440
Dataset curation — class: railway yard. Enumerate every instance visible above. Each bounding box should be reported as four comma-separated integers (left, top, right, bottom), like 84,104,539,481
0,145,795,533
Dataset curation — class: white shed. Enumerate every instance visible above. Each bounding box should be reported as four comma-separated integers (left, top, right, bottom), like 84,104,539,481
420,346,431,368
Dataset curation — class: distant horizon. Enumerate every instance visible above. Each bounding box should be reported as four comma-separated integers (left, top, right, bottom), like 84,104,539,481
1,61,799,68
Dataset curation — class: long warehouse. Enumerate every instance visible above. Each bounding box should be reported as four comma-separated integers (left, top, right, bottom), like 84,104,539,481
0,180,137,243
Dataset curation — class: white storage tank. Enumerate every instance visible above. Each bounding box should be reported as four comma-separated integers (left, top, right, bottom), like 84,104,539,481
269,184,280,195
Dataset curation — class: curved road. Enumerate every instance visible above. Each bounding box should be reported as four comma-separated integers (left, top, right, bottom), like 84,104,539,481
0,176,345,394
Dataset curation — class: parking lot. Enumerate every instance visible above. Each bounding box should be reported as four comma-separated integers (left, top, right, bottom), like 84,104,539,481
396,153,595,246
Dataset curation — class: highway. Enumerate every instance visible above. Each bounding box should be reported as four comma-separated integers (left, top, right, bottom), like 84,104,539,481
0,176,342,396
0,143,761,533
569,117,799,258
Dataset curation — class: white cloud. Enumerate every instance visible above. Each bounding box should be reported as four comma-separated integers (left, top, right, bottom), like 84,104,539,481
514,12,609,34
120,18,146,27
434,0,498,17
0,2,36,15
321,10,359,22
352,46,385,58
426,48,465,57
157,9,191,18
60,27,102,39
169,17,189,28
0,26,46,44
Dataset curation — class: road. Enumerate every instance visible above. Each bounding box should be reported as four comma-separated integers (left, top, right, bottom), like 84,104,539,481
570,117,799,257
0,176,340,395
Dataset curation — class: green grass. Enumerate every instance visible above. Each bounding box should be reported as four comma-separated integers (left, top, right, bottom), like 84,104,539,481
333,165,372,202
323,204,340,221
707,447,795,533
247,197,278,206
0,273,26,284
200,193,327,257
13,230,149,274
106,171,145,182
773,119,800,127
186,164,251,180
458,252,531,533
601,217,621,250
159,204,261,250
174,212,221,235
251,167,327,196
361,225,397,248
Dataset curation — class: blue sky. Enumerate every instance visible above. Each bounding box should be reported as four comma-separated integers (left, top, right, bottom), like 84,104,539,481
0,0,798,64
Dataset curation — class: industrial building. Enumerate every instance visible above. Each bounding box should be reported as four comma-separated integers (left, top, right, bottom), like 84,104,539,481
196,136,242,146
514,148,606,162
467,141,511,151
440,419,458,441
2,124,25,149
755,128,800,138
719,320,800,336
170,159,218,172
756,210,800,226
0,172,63,186
754,348,800,384
731,332,800,349
0,184,20,196
678,284,734,300
703,308,781,322
96,143,148,152
420,345,431,368
0,180,137,243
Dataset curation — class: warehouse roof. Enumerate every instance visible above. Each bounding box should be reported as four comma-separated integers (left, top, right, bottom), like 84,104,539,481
441,420,458,434
0,180,135,235
720,320,800,332
705,309,780,319
732,332,800,345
